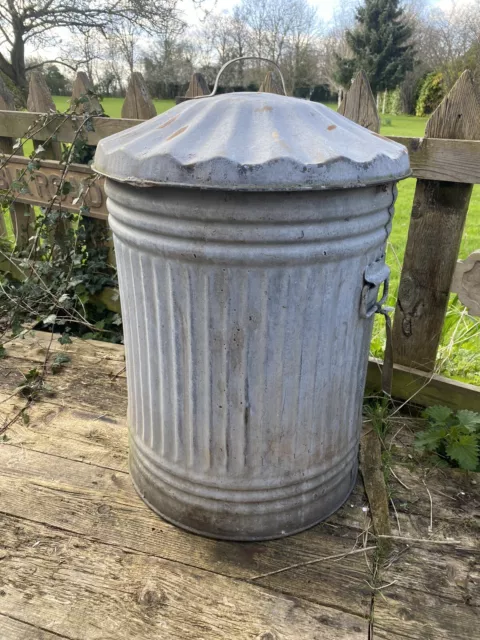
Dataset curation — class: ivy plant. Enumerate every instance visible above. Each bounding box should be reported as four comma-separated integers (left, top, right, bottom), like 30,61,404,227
415,406,480,471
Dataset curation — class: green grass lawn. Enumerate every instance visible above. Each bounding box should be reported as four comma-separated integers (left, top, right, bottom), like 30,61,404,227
53,95,175,117
40,97,477,384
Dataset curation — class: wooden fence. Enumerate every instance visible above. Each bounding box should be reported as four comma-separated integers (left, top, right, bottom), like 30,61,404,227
1,68,480,411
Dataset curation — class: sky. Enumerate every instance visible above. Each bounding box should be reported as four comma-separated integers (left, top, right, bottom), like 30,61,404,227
178,0,463,26
179,0,342,25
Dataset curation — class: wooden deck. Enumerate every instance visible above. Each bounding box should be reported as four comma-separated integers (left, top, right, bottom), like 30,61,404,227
0,330,478,639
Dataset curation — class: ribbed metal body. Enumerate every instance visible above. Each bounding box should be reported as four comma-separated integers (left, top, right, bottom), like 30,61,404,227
107,180,396,540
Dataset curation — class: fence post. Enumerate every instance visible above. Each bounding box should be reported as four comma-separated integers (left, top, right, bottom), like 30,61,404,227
185,73,209,98
337,70,380,133
71,71,103,114
176,73,209,105
392,70,480,371
27,71,71,252
27,71,62,159
121,72,157,120
70,72,112,264
0,76,35,250
258,71,283,95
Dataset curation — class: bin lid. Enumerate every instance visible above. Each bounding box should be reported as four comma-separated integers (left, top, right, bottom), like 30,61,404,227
93,92,410,191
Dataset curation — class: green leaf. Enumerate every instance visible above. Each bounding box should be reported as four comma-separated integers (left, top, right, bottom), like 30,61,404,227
25,368,40,382
446,435,479,471
22,409,30,425
58,334,72,345
414,427,448,451
0,345,6,359
423,405,452,425
456,410,480,433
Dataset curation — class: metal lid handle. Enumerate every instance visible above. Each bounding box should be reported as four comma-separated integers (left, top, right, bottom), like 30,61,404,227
198,56,288,99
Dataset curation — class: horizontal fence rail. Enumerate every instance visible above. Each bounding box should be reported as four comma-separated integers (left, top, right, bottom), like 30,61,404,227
2,113,480,184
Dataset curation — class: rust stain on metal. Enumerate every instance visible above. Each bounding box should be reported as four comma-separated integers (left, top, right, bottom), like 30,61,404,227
166,125,188,141
327,124,337,131
158,115,178,129
255,105,273,113
272,130,291,152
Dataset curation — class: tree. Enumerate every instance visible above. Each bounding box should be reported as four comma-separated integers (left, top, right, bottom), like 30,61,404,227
43,65,70,96
143,33,195,99
335,0,415,96
0,0,183,93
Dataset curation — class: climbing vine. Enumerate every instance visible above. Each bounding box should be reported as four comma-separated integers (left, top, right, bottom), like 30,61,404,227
0,92,122,346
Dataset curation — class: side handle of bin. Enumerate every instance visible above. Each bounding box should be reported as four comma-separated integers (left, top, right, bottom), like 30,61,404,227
360,260,394,396
360,261,391,319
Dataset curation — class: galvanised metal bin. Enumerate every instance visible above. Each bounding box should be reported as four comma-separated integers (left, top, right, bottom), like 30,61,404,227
93,89,409,540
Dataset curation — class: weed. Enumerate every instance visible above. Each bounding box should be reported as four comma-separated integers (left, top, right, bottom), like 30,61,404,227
415,406,480,471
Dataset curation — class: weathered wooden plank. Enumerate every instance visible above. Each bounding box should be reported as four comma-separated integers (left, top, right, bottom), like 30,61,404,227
360,428,391,547
0,443,372,616
0,353,127,416
387,463,480,546
176,72,209,105
366,358,480,413
338,70,380,133
122,72,157,120
1,329,125,362
0,75,14,239
390,136,480,184
186,72,209,97
27,72,62,159
0,77,35,249
0,111,142,146
393,70,480,371
0,513,368,640
0,155,107,219
259,71,283,95
374,544,479,639
0,615,70,640
3,139,480,224
70,71,103,114
3,395,128,471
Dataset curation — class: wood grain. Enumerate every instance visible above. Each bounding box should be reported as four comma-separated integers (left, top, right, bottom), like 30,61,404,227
0,77,35,248
0,615,70,640
390,136,480,184
0,111,142,146
0,514,368,640
374,544,479,640
71,71,102,114
366,358,480,412
185,72,209,98
259,71,283,95
0,441,373,615
27,71,62,160
393,70,480,371
338,70,380,133
1,330,479,639
121,72,157,120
